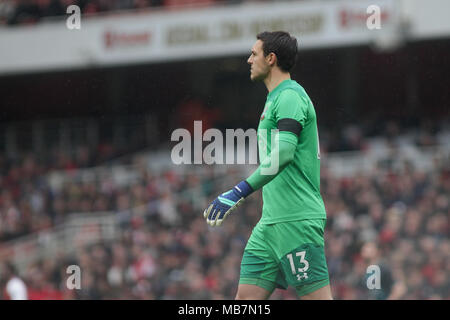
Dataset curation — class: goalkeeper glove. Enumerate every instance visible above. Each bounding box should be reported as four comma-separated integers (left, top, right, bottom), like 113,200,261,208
203,180,253,226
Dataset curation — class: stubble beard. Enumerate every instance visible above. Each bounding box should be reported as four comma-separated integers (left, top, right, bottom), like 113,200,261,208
250,70,265,82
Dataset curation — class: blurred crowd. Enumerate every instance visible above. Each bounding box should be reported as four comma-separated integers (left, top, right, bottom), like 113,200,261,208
0,141,124,242
321,161,449,299
0,128,448,299
0,0,276,26
0,116,446,242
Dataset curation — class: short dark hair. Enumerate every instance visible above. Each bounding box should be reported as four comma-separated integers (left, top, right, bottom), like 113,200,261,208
256,31,298,72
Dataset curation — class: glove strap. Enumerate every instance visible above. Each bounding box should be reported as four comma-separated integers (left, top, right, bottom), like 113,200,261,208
234,180,254,198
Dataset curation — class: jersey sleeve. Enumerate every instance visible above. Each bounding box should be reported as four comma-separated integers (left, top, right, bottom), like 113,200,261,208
246,139,297,191
273,89,308,145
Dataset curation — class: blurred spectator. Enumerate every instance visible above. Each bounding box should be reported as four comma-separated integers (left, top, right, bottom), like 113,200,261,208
0,0,15,24
174,97,221,135
1,262,28,300
0,0,298,26
1,0,228,26
360,241,406,300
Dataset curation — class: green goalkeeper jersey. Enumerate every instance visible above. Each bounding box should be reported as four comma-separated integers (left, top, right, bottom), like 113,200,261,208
257,79,326,224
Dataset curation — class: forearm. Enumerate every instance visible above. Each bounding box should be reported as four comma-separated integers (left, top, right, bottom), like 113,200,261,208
246,138,297,191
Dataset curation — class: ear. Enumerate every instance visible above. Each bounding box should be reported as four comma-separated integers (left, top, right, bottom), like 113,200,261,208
266,52,277,67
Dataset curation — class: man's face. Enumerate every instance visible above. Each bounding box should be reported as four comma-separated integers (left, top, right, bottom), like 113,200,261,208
361,242,378,261
247,40,271,82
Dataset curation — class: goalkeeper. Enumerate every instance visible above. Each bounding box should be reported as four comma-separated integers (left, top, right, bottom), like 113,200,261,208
204,31,332,300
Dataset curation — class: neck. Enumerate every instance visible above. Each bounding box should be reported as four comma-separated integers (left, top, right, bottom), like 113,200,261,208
264,69,291,92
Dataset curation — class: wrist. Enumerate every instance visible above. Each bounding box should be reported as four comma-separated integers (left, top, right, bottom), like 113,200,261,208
235,180,254,198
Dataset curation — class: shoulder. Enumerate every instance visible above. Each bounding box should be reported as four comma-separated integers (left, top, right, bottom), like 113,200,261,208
275,88,302,106
275,87,309,113
277,81,310,102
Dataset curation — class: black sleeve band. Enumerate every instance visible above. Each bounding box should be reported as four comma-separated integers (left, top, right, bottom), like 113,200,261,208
277,118,303,137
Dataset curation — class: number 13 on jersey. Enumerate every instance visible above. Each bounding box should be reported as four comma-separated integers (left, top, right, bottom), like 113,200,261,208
287,251,310,281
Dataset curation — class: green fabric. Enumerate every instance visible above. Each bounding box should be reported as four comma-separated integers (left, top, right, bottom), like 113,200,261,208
249,79,326,224
239,219,330,296
295,278,330,297
246,133,297,191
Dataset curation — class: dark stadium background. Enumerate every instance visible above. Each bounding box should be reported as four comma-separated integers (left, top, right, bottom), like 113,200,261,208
0,0,448,300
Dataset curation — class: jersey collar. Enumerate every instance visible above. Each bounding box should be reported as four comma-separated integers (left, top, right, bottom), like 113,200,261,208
267,79,292,100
